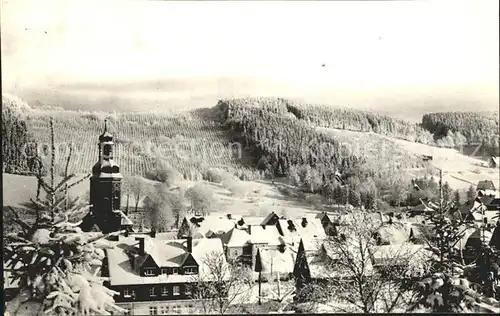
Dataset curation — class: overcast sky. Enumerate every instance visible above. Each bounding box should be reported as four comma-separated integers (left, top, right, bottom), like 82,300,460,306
1,0,498,112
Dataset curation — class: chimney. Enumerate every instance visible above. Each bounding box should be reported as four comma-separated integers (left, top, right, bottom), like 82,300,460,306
301,217,308,228
186,236,193,253
135,237,145,255
227,214,232,220
248,225,252,235
150,228,156,238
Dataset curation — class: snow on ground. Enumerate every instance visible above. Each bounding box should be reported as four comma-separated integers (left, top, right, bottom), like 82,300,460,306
198,180,322,219
391,137,500,192
317,127,500,192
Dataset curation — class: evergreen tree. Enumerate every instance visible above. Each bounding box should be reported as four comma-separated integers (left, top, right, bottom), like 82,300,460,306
453,190,461,206
466,185,477,201
411,169,498,312
3,118,126,316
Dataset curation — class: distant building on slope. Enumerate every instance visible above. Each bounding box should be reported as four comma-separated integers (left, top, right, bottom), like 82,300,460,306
476,180,497,197
489,156,499,168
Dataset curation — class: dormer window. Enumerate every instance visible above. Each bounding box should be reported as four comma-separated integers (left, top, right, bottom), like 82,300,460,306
184,267,197,275
149,287,156,297
144,268,155,276
161,286,168,296
173,285,180,296
123,288,132,298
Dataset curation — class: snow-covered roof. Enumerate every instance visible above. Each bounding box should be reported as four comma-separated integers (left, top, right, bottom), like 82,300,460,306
376,222,412,245
240,216,266,226
277,217,326,246
254,248,295,275
477,180,496,191
222,227,251,248
249,225,283,245
306,241,374,279
184,215,236,238
106,236,227,286
371,243,431,266
260,212,279,225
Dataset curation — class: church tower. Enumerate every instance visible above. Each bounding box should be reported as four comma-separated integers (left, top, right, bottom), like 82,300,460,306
87,120,123,233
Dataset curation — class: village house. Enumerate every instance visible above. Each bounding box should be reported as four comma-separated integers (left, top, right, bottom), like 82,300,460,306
103,234,229,315
409,200,439,216
476,180,497,197
453,226,495,264
220,223,285,269
315,212,339,236
276,216,327,250
221,226,252,264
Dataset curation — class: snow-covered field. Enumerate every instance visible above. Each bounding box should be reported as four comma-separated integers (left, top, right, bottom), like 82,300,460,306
390,137,500,192
318,127,500,193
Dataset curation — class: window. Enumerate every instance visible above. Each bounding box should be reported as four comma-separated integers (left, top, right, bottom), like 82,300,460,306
172,285,180,296
123,288,131,298
172,268,178,274
161,286,168,296
161,268,168,275
184,267,196,275
161,306,170,315
144,268,155,276
124,308,131,316
233,249,239,257
149,306,158,315
149,287,156,297
103,144,111,156
185,285,192,296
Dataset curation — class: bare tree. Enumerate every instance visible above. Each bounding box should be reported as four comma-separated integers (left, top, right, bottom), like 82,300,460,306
144,183,184,231
295,211,426,313
187,251,254,314
128,175,146,213
185,183,214,216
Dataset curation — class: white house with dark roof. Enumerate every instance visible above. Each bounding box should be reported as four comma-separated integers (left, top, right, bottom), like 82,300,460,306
221,226,252,262
477,180,498,197
104,233,229,315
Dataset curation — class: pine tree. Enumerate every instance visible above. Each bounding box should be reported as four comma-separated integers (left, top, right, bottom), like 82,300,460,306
466,185,477,201
411,169,498,312
453,190,461,207
4,118,126,316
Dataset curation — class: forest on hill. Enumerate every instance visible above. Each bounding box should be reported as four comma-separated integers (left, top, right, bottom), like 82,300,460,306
216,97,431,209
421,111,499,156
2,95,40,174
4,94,494,210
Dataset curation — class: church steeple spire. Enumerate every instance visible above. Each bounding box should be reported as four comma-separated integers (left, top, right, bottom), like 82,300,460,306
85,119,124,234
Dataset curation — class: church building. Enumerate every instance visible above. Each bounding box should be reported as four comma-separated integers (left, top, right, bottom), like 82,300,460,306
80,120,133,234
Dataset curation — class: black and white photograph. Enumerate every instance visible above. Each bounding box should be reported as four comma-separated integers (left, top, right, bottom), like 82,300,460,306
2,0,499,314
